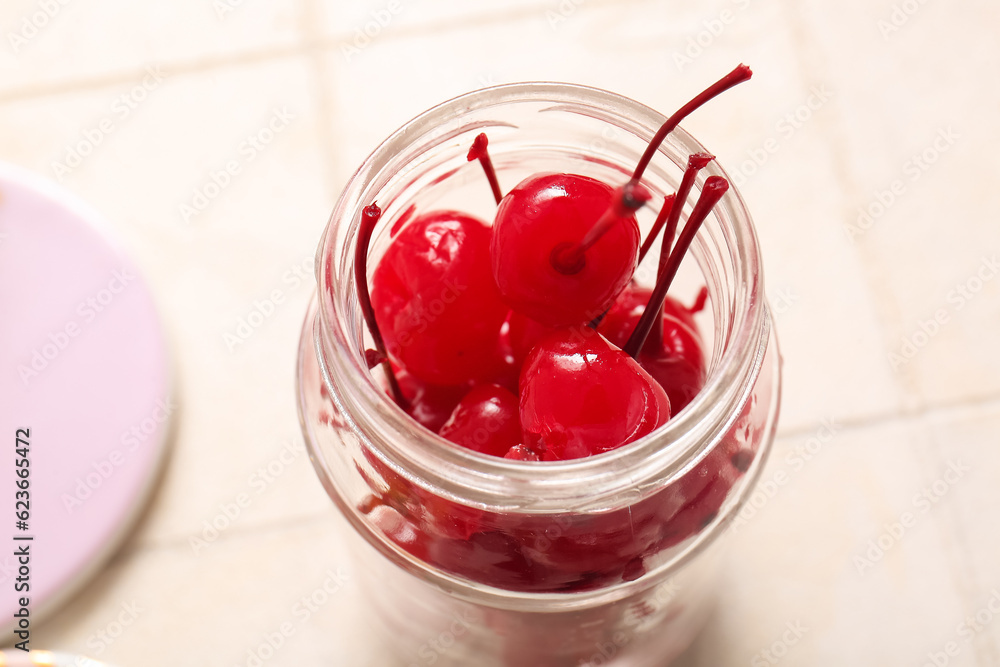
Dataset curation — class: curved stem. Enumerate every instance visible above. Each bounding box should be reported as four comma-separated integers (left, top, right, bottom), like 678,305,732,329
550,181,650,275
354,202,406,407
656,153,715,277
467,133,503,205
637,194,675,266
689,285,709,315
636,153,713,351
629,64,751,184
624,176,730,358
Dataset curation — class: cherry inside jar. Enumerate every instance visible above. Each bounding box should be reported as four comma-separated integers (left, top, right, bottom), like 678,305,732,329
298,82,781,667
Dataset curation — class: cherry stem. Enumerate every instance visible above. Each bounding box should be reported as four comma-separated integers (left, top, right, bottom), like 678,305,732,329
690,286,709,314
647,153,715,350
364,349,386,369
628,64,752,185
648,294,665,352
655,153,715,278
551,181,651,275
637,194,675,266
623,176,730,358
636,153,713,347
355,202,407,408
467,133,503,205
549,63,750,278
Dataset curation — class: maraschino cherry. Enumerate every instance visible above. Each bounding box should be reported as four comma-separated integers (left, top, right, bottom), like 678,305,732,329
342,65,761,598
598,285,707,412
489,65,751,328
393,367,467,433
438,384,522,457
370,209,508,386
491,175,648,327
358,66,747,462
519,328,671,460
623,175,730,357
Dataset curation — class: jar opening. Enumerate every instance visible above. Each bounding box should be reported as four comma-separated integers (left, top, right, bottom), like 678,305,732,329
315,82,768,511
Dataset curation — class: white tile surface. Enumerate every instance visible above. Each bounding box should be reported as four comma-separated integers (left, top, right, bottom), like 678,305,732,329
924,402,1000,665
33,516,367,666
323,0,907,432
4,0,1000,664
1,0,304,97
676,418,976,666
317,0,555,43
0,56,337,548
786,0,1000,409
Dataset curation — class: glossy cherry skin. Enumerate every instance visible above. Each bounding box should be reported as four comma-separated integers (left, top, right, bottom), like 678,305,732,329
504,445,540,461
357,398,761,591
638,350,705,416
439,384,522,458
491,173,640,327
519,328,671,460
372,210,508,386
598,284,705,357
506,295,702,371
598,284,707,412
392,368,468,433
506,309,558,366
485,329,521,396
652,400,759,551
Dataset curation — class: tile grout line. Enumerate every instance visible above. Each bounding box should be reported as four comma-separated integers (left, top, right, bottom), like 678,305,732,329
921,428,1000,666
16,12,997,656
773,2,994,648
773,0,924,413
109,508,340,566
301,0,343,204
0,0,633,105
776,389,1000,442
111,393,1000,564
317,0,625,52
0,43,319,103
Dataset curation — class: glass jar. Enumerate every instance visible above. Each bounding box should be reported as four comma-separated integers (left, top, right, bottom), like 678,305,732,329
297,82,781,666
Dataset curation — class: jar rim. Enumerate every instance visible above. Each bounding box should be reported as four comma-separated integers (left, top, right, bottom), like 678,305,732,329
315,81,768,510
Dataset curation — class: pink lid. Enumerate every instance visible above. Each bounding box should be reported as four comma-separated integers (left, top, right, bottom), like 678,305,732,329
0,163,172,633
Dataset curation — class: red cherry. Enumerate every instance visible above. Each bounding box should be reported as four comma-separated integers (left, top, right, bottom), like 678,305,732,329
622,175,729,357
439,384,523,457
653,438,745,550
366,505,428,561
507,307,705,418
393,368,467,433
414,490,486,542
638,348,705,415
491,174,644,327
427,529,537,590
598,284,707,412
485,325,521,395
519,328,671,460
372,210,509,386
487,65,751,331
600,284,703,351
504,445,540,461
506,309,558,366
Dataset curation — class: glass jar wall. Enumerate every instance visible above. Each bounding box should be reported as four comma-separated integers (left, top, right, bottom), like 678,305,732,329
297,82,781,666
